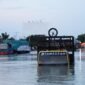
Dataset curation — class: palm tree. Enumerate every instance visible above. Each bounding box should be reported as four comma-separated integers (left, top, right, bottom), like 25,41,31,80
1,32,9,40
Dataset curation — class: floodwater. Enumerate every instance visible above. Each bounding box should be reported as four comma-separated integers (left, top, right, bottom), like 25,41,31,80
0,50,85,85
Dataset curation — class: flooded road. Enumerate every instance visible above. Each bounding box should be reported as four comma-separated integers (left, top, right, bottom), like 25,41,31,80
0,50,84,85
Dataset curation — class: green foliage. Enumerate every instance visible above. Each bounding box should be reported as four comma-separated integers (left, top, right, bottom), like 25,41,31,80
26,35,46,48
8,37,15,40
1,32,9,40
77,34,85,42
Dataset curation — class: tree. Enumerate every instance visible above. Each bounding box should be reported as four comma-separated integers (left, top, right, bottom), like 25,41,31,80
8,37,15,40
26,35,46,50
1,32,9,40
77,34,85,42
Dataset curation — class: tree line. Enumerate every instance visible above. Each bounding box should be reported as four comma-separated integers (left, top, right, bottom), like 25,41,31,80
0,32,85,45
77,34,85,43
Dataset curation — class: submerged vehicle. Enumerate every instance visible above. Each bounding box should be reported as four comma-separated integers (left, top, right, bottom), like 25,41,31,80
0,39,31,55
0,43,13,55
7,40,31,54
38,50,69,65
16,45,30,54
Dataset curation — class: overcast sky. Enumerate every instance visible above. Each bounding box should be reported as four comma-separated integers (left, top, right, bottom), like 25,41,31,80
0,0,85,38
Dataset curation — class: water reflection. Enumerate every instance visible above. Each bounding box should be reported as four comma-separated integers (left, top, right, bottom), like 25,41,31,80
0,51,83,85
37,65,74,85
0,54,37,61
